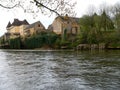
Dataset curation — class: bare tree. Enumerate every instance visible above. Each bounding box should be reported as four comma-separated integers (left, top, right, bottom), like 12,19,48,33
111,3,120,29
86,5,96,16
0,0,76,16
0,0,20,9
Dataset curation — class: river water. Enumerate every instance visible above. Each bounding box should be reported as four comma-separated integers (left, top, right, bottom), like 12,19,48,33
0,50,120,90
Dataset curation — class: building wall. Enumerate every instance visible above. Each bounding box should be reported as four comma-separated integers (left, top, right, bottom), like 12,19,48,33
62,20,73,35
34,23,45,33
24,22,46,37
24,28,34,37
52,17,80,35
30,28,35,35
52,18,62,34
8,26,20,34
6,25,26,39
71,23,80,35
9,34,20,39
19,25,29,37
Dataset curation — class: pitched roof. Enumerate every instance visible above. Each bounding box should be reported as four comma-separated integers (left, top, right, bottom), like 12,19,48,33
6,19,29,28
25,21,44,30
12,19,29,26
22,20,29,25
71,17,80,23
48,24,53,31
6,22,11,28
56,15,80,24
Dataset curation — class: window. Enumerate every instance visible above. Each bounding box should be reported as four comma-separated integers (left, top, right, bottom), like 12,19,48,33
38,24,40,27
72,27,77,34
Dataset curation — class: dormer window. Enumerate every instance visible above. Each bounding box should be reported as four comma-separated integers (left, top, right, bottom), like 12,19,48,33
64,14,69,20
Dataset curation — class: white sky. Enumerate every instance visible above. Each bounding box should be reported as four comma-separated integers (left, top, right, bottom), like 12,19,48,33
0,0,120,36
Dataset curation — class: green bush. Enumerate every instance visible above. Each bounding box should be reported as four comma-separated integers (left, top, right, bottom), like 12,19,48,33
9,37,21,49
23,32,58,49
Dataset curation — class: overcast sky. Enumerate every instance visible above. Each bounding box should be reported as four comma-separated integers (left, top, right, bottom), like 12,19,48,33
0,0,120,36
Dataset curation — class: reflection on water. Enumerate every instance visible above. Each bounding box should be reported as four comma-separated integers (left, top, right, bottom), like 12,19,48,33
0,50,120,90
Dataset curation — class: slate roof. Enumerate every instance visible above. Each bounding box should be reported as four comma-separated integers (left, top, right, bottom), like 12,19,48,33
56,15,80,24
71,17,80,23
6,22,11,28
6,19,29,28
48,24,53,31
25,21,44,30
12,19,29,26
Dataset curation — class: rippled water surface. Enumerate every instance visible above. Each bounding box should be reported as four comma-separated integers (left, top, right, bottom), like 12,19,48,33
0,50,120,90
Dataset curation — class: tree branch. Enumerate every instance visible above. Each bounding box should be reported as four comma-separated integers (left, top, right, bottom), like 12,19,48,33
0,3,19,9
34,0,61,16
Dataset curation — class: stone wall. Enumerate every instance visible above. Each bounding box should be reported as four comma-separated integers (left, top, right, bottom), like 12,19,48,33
77,43,105,50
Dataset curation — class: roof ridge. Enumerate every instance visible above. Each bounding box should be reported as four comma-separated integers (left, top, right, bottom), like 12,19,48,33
9,19,29,27
25,21,45,30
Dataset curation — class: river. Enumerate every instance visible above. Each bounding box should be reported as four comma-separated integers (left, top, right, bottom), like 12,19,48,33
0,50,120,90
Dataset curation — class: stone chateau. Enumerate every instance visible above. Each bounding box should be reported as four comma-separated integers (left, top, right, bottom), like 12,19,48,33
2,14,80,41
4,19,45,41
49,14,80,35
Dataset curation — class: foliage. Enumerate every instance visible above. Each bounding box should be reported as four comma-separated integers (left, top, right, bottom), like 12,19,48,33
0,37,5,45
9,37,21,49
44,32,58,46
79,11,115,45
99,11,114,31
62,29,67,42
23,31,58,49
78,3,120,49
79,15,98,44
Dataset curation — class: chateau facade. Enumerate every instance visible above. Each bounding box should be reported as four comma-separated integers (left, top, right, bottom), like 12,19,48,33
4,19,46,40
48,14,80,35
5,19,29,40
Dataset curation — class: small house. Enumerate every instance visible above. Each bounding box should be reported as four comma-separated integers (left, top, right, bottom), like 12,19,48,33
49,14,80,35
24,21,45,37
